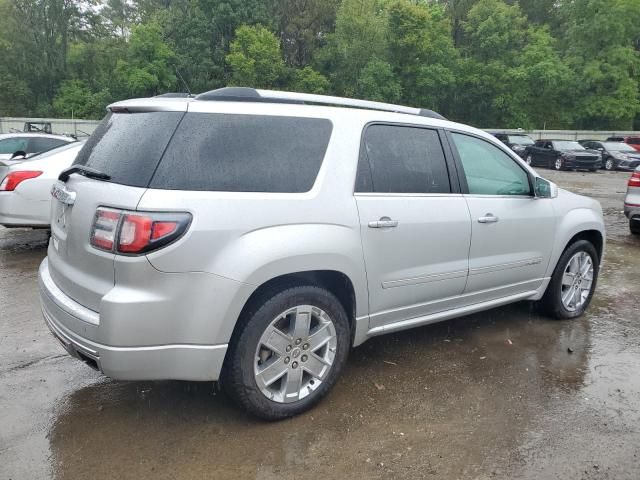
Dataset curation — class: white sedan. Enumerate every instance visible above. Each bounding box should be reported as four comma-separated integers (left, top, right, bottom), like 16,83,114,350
0,142,84,227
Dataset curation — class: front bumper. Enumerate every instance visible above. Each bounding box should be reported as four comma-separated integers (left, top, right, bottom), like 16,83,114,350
39,258,228,381
564,158,601,170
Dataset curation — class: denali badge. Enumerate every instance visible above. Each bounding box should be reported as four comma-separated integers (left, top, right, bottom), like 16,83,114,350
51,182,76,205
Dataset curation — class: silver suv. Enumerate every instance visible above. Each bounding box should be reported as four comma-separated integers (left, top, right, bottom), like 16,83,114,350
39,88,605,419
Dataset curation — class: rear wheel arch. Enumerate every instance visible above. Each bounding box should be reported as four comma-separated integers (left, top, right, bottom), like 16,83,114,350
229,270,357,348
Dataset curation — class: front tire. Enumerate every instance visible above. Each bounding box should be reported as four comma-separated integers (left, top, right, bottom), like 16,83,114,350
604,157,615,171
540,240,599,319
631,218,640,235
223,285,351,420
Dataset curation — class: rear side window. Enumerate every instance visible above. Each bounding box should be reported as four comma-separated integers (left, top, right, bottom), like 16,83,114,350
74,111,185,187
0,137,29,154
27,137,68,154
150,113,332,192
356,125,450,194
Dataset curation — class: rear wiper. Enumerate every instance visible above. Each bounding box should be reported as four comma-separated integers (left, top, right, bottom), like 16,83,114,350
58,165,111,183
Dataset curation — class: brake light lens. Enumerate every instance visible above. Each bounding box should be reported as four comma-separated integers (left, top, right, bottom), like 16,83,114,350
629,171,640,188
90,208,191,254
0,171,43,191
90,209,120,251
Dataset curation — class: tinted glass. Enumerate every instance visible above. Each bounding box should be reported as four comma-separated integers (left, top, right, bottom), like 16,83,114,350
451,132,531,196
553,141,584,151
507,135,534,145
27,137,68,154
604,142,635,152
151,113,332,192
357,125,450,194
0,137,29,154
74,111,184,187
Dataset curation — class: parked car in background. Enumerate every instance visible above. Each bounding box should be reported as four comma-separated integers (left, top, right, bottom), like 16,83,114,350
524,139,601,171
579,140,640,171
624,167,640,235
39,88,604,420
0,133,75,162
23,121,53,134
492,132,535,158
0,142,83,227
606,136,640,152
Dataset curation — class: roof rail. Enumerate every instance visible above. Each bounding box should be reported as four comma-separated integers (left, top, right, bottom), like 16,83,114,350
195,87,446,120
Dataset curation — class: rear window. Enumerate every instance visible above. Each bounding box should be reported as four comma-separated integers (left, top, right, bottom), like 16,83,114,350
150,113,332,192
74,111,185,187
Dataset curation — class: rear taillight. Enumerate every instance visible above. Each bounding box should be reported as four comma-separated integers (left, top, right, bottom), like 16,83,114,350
629,171,640,188
90,207,191,254
0,171,43,191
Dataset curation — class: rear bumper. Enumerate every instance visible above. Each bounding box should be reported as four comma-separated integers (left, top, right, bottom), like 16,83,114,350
39,258,228,381
624,203,640,220
0,192,49,227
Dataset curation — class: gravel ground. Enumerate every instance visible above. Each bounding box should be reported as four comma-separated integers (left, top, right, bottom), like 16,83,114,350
1,168,638,480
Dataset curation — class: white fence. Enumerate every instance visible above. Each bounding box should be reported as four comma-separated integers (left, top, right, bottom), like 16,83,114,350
0,117,101,137
1,117,638,142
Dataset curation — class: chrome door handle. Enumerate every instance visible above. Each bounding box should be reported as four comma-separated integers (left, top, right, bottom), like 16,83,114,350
368,217,398,229
478,214,499,223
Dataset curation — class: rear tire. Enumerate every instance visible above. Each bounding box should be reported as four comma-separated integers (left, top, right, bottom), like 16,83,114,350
554,157,564,171
223,285,350,420
540,240,599,319
526,154,533,166
631,218,640,235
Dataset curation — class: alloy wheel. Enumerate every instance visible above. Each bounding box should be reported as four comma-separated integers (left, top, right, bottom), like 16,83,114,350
555,158,563,170
605,158,614,170
254,305,337,403
560,251,594,312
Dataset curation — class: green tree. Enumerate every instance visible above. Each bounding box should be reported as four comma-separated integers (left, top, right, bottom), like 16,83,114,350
356,58,402,103
287,66,330,94
115,22,176,97
315,0,388,97
561,0,640,129
226,25,285,88
52,80,111,119
387,0,458,113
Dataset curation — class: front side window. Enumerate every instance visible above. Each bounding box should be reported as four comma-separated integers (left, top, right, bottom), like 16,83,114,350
451,132,531,196
0,137,29,154
356,125,450,194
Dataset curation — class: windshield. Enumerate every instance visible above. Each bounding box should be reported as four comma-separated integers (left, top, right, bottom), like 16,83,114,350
507,135,534,146
553,141,584,151
602,142,636,152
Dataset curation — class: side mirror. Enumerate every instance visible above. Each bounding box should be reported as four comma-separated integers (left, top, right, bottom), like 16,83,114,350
534,177,558,199
10,150,27,160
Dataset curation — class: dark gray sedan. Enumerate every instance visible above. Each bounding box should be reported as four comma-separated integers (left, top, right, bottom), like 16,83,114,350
524,140,601,171
579,140,640,171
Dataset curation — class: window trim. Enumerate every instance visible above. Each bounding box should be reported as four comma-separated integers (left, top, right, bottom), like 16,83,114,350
353,121,462,196
444,129,534,197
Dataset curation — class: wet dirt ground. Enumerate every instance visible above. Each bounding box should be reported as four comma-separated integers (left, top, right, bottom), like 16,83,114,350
1,169,639,479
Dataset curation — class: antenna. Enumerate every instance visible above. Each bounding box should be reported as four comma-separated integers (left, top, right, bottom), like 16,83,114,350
175,67,192,96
